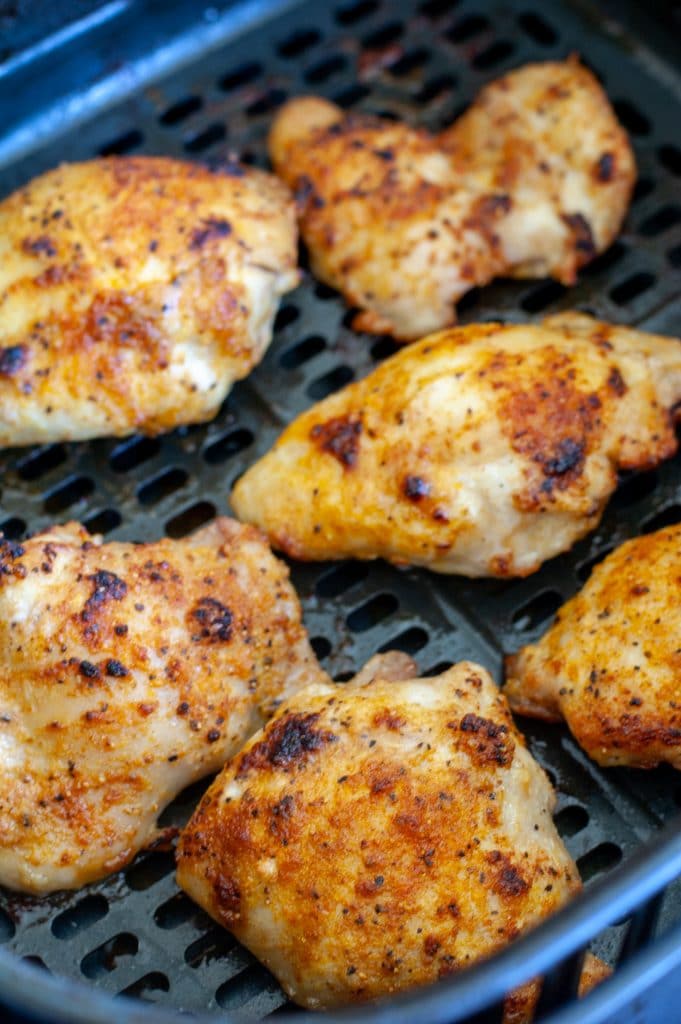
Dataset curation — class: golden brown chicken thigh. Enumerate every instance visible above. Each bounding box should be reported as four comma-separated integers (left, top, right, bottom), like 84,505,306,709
0,156,298,447
231,313,681,577
269,58,634,340
506,525,681,770
0,518,325,893
177,658,581,1011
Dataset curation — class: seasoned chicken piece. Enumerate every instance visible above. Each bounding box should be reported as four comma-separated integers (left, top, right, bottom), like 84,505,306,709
0,518,325,893
231,313,681,577
0,156,298,447
506,525,681,770
439,58,634,288
177,658,581,1011
269,59,634,340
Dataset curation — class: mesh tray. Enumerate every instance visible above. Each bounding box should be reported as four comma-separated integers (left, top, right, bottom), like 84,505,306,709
0,0,681,1019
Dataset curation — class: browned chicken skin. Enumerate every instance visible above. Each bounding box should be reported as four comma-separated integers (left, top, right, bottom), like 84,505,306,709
269,58,635,340
506,525,681,770
0,518,326,893
177,656,582,1012
0,156,298,446
231,313,681,577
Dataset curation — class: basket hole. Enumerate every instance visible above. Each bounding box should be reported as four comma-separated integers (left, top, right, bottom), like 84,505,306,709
22,955,48,970
577,546,614,583
512,590,563,631
274,303,300,331
305,55,347,84
120,971,169,1000
642,504,681,533
669,243,681,268
333,83,371,107
307,364,354,400
0,517,26,540
185,926,237,968
310,636,332,660
632,177,654,203
610,272,655,306
472,40,515,71
184,123,226,153
347,592,399,632
555,804,589,838
246,88,288,117
446,13,490,43
81,932,138,979
17,444,67,480
277,28,321,58
219,62,262,91
166,501,216,539
581,240,626,277
577,842,623,882
390,47,429,77
83,508,122,535
0,907,15,943
204,428,254,464
517,11,558,45
454,287,480,313
336,0,379,25
52,894,109,940
423,659,454,677
216,964,282,1011
44,475,94,514
659,144,681,176
316,560,370,598
371,337,401,362
158,777,214,829
613,99,650,136
280,334,326,369
137,467,188,505
126,850,176,891
110,436,161,473
612,469,659,508
160,95,203,126
314,282,338,300
416,72,457,103
154,892,202,930
378,625,428,656
521,280,567,313
638,205,681,237
420,0,460,18
99,129,143,156
363,20,404,48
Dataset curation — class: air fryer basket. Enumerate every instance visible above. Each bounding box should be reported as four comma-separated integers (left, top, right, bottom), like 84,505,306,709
0,0,681,1021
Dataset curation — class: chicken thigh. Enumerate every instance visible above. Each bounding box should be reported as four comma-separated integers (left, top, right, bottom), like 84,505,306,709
506,524,681,770
231,314,681,577
0,156,298,447
177,658,581,1010
269,58,634,340
0,518,325,893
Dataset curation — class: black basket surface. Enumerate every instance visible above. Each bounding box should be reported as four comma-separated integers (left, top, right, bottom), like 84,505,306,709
0,0,681,1021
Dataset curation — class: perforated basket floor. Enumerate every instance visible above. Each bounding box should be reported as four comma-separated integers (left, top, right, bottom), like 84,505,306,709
0,0,681,1019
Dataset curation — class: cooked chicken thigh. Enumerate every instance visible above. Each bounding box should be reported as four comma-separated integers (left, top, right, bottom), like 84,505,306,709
269,59,634,340
177,658,581,1010
0,518,325,893
506,525,681,770
0,156,298,447
231,314,681,577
